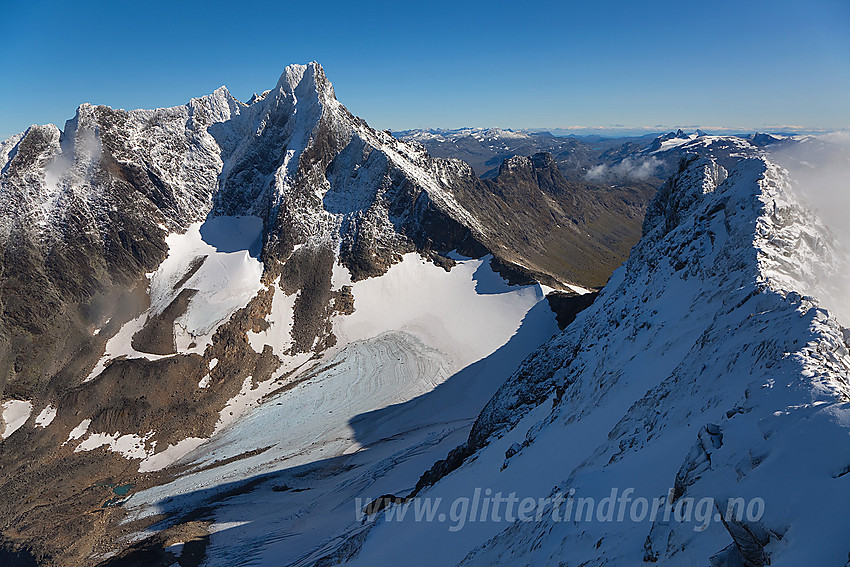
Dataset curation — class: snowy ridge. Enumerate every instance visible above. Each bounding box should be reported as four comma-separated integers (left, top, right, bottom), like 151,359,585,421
342,155,850,566
0,124,61,239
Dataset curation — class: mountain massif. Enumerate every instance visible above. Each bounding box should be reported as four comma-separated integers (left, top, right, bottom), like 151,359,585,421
0,63,847,567
0,62,649,565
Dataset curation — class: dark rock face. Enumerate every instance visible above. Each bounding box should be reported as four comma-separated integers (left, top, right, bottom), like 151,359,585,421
277,243,338,353
132,288,197,355
546,290,599,330
0,541,39,567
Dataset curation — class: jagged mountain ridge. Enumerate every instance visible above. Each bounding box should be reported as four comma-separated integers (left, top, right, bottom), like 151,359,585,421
0,62,650,397
0,62,494,563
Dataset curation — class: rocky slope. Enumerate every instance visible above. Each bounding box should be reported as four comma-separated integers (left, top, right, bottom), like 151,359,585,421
449,151,653,288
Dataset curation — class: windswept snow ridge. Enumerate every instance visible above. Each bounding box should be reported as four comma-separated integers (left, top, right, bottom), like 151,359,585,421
338,155,850,567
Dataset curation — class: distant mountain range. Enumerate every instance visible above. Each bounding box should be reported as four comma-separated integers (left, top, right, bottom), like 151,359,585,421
393,127,818,181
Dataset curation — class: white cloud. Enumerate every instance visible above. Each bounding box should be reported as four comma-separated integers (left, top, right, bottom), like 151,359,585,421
585,156,662,182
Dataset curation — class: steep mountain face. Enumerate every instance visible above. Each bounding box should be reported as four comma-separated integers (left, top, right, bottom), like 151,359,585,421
447,152,654,288
339,154,850,566
0,63,626,564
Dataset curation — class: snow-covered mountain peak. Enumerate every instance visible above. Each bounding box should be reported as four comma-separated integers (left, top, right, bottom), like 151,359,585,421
271,61,338,106
641,153,846,315
276,62,310,93
189,84,245,124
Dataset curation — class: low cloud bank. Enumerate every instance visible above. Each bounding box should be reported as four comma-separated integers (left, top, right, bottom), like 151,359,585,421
585,156,662,182
769,132,850,327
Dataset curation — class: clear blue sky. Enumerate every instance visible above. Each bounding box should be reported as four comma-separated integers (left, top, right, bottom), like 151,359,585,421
1,0,848,140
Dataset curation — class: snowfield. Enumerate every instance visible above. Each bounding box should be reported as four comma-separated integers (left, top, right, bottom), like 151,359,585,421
85,215,265,383
334,253,549,372
154,215,265,354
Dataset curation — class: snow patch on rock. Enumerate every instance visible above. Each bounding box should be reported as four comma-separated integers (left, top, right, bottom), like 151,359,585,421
1,400,33,439
34,405,57,428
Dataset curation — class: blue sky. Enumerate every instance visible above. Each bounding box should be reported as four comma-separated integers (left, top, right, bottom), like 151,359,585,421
1,0,848,139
